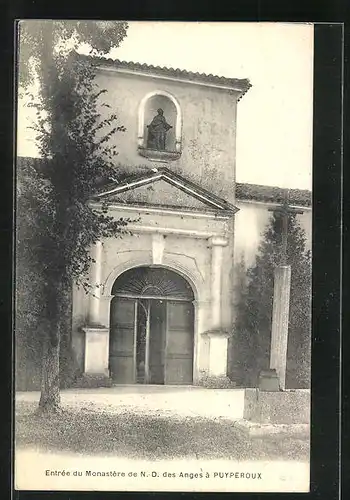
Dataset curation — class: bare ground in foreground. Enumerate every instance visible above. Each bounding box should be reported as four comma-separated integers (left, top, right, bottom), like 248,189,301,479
15,401,309,461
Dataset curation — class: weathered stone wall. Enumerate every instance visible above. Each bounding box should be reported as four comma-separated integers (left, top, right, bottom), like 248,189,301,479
243,388,310,424
95,69,239,203
70,207,231,379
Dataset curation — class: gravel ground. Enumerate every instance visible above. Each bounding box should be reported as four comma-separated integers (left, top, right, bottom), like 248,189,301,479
15,400,310,461
15,387,245,419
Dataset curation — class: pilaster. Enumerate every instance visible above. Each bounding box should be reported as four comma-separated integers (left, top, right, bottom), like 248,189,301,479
88,240,103,325
206,236,230,377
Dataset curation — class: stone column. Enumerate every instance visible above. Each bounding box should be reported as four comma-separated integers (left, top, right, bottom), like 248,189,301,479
88,240,103,325
207,236,229,377
269,265,292,390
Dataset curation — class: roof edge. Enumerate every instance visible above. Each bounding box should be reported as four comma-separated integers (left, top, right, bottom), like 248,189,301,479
236,182,312,208
76,53,252,94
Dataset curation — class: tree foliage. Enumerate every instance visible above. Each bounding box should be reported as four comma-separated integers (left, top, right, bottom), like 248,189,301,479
16,158,49,390
18,20,128,89
16,21,130,410
230,211,311,388
27,54,132,291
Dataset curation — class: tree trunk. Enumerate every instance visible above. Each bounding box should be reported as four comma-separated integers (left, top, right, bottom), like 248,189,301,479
38,275,73,413
59,283,75,388
38,325,61,413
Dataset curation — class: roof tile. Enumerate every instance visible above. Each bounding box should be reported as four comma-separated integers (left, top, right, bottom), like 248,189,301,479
77,53,252,96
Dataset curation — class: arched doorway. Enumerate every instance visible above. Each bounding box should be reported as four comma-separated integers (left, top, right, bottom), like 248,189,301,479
109,266,195,385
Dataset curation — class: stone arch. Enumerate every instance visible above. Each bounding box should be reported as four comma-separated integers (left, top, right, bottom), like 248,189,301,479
103,260,201,302
111,266,195,300
138,90,182,153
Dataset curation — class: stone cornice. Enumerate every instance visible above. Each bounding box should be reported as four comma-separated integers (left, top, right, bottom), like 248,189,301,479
94,167,239,214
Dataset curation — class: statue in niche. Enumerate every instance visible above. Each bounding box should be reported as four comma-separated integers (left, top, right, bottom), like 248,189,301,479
146,108,173,151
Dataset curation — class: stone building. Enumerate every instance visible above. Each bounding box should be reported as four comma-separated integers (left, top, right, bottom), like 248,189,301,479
16,56,312,390
70,56,311,387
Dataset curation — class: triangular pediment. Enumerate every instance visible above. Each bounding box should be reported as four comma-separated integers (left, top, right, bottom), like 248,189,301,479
93,168,238,214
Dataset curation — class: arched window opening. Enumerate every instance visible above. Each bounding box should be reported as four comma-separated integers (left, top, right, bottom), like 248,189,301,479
111,266,194,301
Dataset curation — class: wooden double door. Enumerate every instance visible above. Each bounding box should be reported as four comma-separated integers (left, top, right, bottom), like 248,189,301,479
109,297,194,385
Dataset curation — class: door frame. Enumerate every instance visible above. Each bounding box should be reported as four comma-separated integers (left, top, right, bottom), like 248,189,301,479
110,295,195,384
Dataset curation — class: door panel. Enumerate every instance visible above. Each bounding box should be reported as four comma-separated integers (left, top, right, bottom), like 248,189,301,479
136,300,147,383
109,297,194,385
165,301,194,385
149,300,166,384
109,298,136,383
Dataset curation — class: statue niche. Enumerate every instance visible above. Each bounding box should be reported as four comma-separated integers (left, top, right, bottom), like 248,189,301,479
138,92,181,161
146,108,173,151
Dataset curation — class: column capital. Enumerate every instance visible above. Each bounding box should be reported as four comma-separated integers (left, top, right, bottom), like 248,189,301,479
83,326,109,334
100,294,114,301
192,299,210,307
204,328,231,339
209,236,228,247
